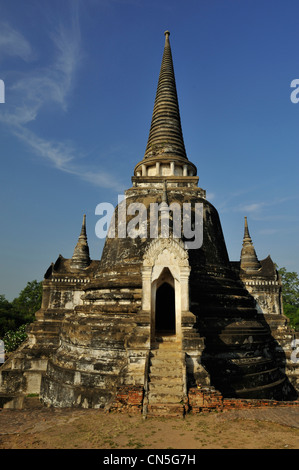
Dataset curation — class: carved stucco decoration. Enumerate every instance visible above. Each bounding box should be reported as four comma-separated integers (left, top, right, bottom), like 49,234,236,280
143,237,189,267
141,237,191,328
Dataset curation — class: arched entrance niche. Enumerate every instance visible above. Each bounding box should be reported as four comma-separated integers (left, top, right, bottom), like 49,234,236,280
155,268,175,335
141,238,191,343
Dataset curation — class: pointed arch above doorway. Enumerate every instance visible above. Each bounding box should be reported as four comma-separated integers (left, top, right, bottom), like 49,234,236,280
142,238,191,342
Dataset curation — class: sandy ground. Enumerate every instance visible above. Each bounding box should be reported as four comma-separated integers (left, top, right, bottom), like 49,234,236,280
0,405,299,450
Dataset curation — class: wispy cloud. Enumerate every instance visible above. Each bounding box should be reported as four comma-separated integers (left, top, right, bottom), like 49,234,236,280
216,186,299,219
49,5,82,110
206,191,215,201
259,228,281,235
0,3,121,191
0,4,81,122
236,202,266,214
235,196,299,216
11,124,123,192
12,126,75,169
0,22,34,61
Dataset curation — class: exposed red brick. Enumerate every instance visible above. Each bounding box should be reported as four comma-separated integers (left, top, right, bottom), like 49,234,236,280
187,387,299,414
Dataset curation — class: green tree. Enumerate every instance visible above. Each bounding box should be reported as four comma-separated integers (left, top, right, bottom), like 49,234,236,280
0,280,42,340
278,267,299,306
12,280,42,324
0,294,16,337
278,267,299,331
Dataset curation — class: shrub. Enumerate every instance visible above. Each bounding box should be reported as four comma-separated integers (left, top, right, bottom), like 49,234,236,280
3,324,28,353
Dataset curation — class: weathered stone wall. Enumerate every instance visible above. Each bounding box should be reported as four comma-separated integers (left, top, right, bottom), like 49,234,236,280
244,281,282,315
39,284,149,409
188,386,299,414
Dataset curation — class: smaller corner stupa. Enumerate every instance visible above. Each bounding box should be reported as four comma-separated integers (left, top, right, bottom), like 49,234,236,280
240,217,261,273
70,214,91,270
238,216,282,316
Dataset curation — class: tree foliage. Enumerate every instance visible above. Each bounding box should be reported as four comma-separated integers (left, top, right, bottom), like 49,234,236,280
0,280,42,339
278,267,299,331
0,294,15,335
11,280,42,324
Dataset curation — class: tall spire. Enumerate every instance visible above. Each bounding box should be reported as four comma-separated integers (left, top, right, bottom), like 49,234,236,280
133,31,198,183
144,30,187,161
71,214,91,269
240,217,261,273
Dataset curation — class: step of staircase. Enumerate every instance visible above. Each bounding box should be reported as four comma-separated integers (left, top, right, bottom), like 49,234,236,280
148,383,183,394
145,338,187,414
148,391,184,404
150,355,182,364
149,367,182,377
146,403,186,417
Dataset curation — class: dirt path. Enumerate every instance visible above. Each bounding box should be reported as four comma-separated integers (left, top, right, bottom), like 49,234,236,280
0,406,299,449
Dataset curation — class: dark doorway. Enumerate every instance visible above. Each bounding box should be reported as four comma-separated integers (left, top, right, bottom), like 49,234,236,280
155,282,175,335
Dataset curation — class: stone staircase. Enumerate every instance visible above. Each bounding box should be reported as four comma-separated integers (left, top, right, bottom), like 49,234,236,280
143,337,187,417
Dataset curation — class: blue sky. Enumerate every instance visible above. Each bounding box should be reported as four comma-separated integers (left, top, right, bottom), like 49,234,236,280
0,0,299,300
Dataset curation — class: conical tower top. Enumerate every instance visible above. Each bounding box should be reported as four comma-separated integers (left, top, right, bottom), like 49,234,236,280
240,217,261,273
133,31,198,184
243,216,251,239
71,214,91,269
79,214,87,238
144,30,187,161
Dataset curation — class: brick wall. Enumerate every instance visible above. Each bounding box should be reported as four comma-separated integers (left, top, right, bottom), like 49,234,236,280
107,385,144,413
188,386,299,414
107,384,299,415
